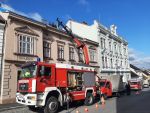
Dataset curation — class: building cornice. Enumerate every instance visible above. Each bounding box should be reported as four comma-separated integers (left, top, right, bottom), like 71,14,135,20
83,38,99,46
8,12,45,28
98,24,128,45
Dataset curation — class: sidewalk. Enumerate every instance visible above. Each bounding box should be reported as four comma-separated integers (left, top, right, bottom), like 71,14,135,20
0,103,25,112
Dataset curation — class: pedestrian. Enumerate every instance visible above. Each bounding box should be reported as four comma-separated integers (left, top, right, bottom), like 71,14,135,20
125,82,131,95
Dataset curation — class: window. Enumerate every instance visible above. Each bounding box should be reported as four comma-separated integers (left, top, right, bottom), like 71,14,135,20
101,38,105,49
109,41,112,52
78,49,83,62
69,47,75,61
105,57,108,68
58,45,64,60
39,66,51,76
110,58,113,68
124,48,126,55
114,42,117,53
89,49,96,62
18,34,33,54
102,56,105,68
19,65,37,78
106,82,110,89
119,44,121,54
116,59,118,68
43,41,51,58
124,60,127,68
120,61,123,68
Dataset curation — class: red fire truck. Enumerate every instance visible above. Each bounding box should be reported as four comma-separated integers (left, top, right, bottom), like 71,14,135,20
129,79,143,90
16,62,97,113
16,19,98,113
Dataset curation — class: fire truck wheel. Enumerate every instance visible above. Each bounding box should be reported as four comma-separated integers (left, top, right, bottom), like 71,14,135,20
84,93,94,106
44,96,59,113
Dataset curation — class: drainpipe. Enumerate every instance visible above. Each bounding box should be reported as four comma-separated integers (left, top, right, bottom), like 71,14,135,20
0,20,7,104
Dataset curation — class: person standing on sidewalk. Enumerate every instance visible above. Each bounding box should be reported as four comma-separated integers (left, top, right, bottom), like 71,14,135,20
126,82,131,95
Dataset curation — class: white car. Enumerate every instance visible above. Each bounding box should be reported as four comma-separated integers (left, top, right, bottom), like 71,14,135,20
143,80,149,88
143,84,149,88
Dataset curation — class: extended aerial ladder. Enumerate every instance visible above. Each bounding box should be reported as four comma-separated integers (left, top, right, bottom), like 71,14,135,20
56,18,90,65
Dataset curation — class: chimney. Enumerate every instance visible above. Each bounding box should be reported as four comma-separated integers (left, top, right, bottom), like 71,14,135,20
110,24,117,35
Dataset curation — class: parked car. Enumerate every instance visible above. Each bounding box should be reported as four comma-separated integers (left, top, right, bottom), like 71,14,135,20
143,79,149,88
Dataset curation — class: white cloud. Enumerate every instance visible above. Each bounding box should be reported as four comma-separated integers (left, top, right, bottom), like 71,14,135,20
1,4,15,12
78,0,89,6
78,0,91,12
129,48,150,69
1,4,43,22
28,12,43,22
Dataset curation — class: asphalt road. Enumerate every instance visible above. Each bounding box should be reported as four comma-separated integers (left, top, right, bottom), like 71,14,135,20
117,87,150,113
0,87,150,113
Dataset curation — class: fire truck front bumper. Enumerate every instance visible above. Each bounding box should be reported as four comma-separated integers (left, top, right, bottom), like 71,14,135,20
16,93,37,106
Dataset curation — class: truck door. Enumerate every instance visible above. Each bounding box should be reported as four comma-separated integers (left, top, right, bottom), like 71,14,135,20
36,64,55,92
106,82,112,96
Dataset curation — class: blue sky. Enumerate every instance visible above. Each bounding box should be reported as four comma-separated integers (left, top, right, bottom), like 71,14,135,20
1,0,150,68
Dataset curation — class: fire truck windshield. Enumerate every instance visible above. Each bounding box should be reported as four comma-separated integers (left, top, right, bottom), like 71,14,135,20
20,65,37,78
100,82,106,87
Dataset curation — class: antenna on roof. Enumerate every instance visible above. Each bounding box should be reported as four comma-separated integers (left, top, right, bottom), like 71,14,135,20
98,13,101,23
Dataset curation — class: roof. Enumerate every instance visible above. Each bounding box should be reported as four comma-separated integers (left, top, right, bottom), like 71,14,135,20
130,64,141,71
130,64,150,76
0,15,5,23
142,70,150,76
1,11,99,45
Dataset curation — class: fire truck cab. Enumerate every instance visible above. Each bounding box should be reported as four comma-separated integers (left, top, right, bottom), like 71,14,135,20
16,62,97,113
99,79,112,99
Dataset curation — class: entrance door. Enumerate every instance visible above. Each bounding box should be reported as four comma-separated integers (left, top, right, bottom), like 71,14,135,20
106,82,112,96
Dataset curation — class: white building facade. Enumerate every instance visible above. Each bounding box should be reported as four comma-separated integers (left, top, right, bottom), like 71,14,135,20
66,20,131,83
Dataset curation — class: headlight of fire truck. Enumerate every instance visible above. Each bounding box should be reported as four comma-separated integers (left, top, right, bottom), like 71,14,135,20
27,96,36,101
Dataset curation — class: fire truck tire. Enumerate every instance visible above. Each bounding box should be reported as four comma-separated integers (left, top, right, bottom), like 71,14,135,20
44,96,59,113
84,93,94,106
